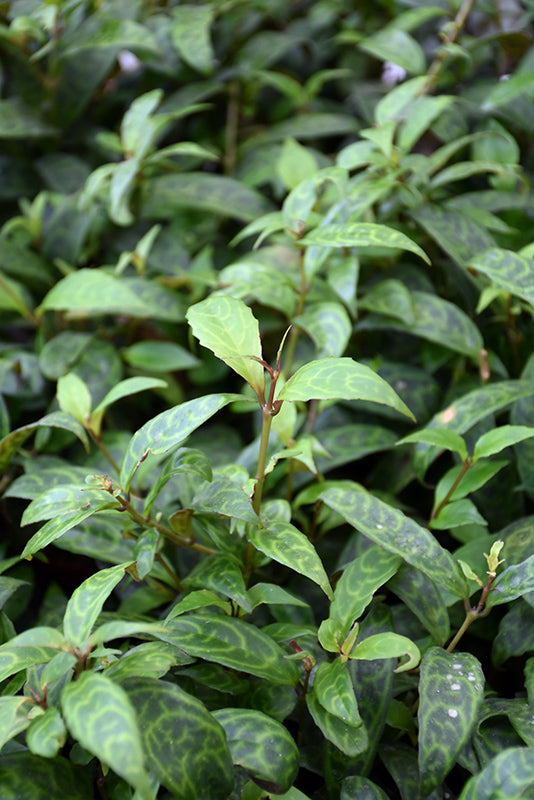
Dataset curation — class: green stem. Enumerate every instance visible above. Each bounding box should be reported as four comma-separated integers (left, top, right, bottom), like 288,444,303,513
420,0,476,94
119,495,216,555
446,574,494,652
253,409,274,516
283,249,307,378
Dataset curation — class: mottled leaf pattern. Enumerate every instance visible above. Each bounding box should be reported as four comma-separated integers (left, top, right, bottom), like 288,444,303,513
359,278,415,323
0,697,32,750
387,564,450,644
487,554,534,607
418,648,485,794
321,484,468,597
212,708,299,793
21,499,113,559
411,205,495,265
413,381,534,479
62,672,151,798
192,475,258,523
306,689,368,757
39,269,148,316
301,222,430,263
349,632,420,673
313,659,362,726
120,393,242,490
249,520,333,599
469,248,534,306
184,553,252,613
159,612,299,685
187,296,265,395
458,747,534,800
0,752,92,800
278,358,415,420
0,411,89,472
123,678,233,800
170,5,214,74
341,775,390,800
330,544,401,632
296,302,352,358
316,424,398,474
26,707,67,758
492,601,534,666
63,562,130,647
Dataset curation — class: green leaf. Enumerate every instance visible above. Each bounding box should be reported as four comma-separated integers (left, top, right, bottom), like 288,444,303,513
296,302,352,358
469,248,534,306
248,520,333,600
474,425,534,461
21,497,115,559
341,776,389,800
359,279,415,324
398,428,468,461
248,583,309,609
434,459,508,509
57,373,91,425
159,612,299,685
359,29,425,75
123,677,233,799
277,137,319,190
165,590,231,622
26,707,67,758
0,697,32,750
306,689,368,757
187,296,265,396
488,555,534,608
430,499,488,530
458,748,534,800
21,484,110,526
0,752,92,800
62,672,152,799
0,411,89,472
412,381,534,479
217,261,297,318
104,641,191,680
330,545,401,633
313,659,362,727
418,647,484,794
212,708,299,793
92,377,167,415
321,484,468,597
0,645,63,683
122,341,200,373
349,632,420,673
493,601,534,666
277,357,415,420
0,99,57,138
482,72,534,110
120,393,243,491
63,562,130,648
387,564,450,644
38,269,149,317
141,173,272,223
170,4,214,74
134,529,158,580
301,222,429,263
192,474,258,523
411,205,495,266
184,553,252,613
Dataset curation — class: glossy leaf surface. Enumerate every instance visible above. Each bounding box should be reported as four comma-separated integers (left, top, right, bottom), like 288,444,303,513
63,562,130,647
301,222,429,263
458,747,534,800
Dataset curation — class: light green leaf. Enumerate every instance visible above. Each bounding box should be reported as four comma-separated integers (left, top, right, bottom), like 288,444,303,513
217,261,297,318
0,697,32,751
458,747,534,800
191,474,258,523
38,269,149,317
26,707,67,758
249,520,333,600
482,73,534,110
159,612,299,685
277,357,415,420
359,29,425,75
359,279,414,324
184,553,251,613
62,672,152,799
187,296,265,396
63,562,130,648
0,411,89,472
488,554,534,608
419,648,485,794
320,484,468,597
313,659,362,726
349,632,420,672
296,302,352,358
92,377,167,415
21,484,112,526
123,678,233,799
248,583,309,609
213,708,299,794
170,4,214,74
330,545,401,633
430,499,488,530
0,99,57,138
134,530,158,580
398,428,468,461
306,689,368,757
165,590,231,622
412,381,534,479
277,137,318,190
57,373,91,425
0,645,63,683
301,222,429,263
122,341,199,373
21,498,115,559
468,248,534,306
120,393,243,491
104,641,191,680
434,459,508,509
474,425,534,461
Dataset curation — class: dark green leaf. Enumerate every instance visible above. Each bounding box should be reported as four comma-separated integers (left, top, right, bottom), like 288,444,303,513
159,612,299,685
0,412,89,472
313,659,362,727
321,484,468,597
122,341,200,372
418,647,485,794
123,677,233,800
411,205,495,266
0,752,92,800
38,269,148,317
0,99,56,138
488,555,534,607
170,5,214,74
63,563,130,648
430,498,488,530
21,498,115,559
492,601,534,666
306,689,368,757
26,707,67,758
61,672,152,799
184,553,251,613
341,775,389,800
458,747,534,800
212,708,299,793
349,632,420,673
296,302,352,358
387,564,450,644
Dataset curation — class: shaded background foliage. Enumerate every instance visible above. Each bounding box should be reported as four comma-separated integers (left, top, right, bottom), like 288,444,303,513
0,0,534,799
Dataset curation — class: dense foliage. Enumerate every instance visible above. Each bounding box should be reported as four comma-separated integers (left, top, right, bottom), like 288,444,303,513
0,0,534,798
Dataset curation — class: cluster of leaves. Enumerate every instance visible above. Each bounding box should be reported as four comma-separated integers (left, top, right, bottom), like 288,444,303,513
0,0,534,798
